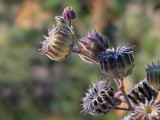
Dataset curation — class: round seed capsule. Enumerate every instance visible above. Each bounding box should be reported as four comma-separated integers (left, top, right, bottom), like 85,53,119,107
41,26,74,61
98,46,135,79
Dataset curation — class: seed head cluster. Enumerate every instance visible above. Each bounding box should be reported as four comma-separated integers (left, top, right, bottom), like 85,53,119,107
40,6,160,120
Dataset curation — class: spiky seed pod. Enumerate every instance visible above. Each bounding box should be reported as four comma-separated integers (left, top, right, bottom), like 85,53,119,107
127,79,158,106
81,81,121,116
79,30,109,63
62,6,76,22
98,46,135,79
41,26,74,61
131,100,160,120
146,61,160,90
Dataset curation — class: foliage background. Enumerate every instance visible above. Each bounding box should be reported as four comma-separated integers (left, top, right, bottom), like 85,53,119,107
0,0,160,120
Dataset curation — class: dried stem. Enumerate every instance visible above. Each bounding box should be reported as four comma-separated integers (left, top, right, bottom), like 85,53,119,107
68,22,99,64
115,78,134,111
113,107,130,111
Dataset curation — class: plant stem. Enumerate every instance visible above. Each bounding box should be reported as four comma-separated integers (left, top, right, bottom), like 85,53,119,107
115,78,134,111
113,107,130,111
114,79,120,86
70,26,81,52
68,23,99,64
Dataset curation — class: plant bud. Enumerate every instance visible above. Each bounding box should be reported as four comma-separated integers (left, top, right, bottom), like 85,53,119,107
146,61,160,90
79,30,109,63
98,46,135,79
127,79,158,106
62,6,76,22
81,81,121,116
41,26,74,61
131,100,160,120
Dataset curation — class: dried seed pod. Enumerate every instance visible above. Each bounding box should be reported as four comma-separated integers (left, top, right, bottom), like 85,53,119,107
131,100,160,120
41,26,74,61
81,81,121,116
146,61,160,90
127,79,158,106
62,6,76,22
98,46,135,79
79,30,109,64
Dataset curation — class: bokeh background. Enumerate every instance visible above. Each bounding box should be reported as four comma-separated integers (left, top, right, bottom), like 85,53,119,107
0,0,160,120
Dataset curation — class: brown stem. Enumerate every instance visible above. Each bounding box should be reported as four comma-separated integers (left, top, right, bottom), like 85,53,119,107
118,78,134,111
113,107,130,111
114,79,120,86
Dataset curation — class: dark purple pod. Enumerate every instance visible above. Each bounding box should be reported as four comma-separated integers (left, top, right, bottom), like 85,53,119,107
127,79,158,106
98,46,135,79
145,61,160,90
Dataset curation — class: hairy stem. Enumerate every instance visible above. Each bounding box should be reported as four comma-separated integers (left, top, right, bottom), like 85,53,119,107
68,23,99,64
115,78,134,111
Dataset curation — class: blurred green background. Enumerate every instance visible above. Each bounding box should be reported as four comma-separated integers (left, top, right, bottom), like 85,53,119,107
0,0,160,120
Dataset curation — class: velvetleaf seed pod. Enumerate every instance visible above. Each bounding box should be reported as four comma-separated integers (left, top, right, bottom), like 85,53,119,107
131,100,160,120
41,26,74,61
98,46,135,79
79,30,109,64
146,61,160,90
81,81,121,116
127,79,158,106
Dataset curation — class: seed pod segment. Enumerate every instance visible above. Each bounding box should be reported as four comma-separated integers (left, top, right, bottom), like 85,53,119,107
41,26,74,61
98,46,135,79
